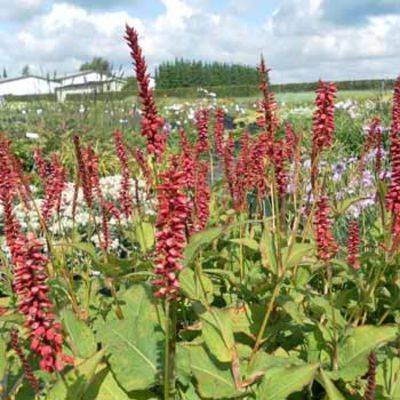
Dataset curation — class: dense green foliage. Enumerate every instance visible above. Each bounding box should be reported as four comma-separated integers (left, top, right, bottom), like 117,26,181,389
155,59,260,88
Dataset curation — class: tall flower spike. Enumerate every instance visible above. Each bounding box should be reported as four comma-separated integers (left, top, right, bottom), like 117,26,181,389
194,161,211,232
153,156,192,299
347,219,360,270
41,153,68,223
179,128,195,190
234,131,252,210
214,107,225,157
273,139,288,199
194,108,210,156
0,139,72,373
124,25,166,159
314,195,338,262
83,145,111,250
256,56,279,154
10,329,40,392
364,352,377,400
360,117,382,178
311,81,337,186
249,132,269,200
73,135,93,208
223,133,236,202
284,121,297,162
391,76,400,137
386,79,400,251
113,130,133,219
13,233,73,373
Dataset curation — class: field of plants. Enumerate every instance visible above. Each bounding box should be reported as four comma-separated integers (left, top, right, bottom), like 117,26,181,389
0,24,399,400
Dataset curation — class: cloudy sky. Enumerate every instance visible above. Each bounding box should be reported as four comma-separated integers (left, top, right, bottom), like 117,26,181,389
1,0,399,83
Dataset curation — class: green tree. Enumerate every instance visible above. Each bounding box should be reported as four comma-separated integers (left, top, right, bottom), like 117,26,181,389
2,68,7,78
79,57,112,75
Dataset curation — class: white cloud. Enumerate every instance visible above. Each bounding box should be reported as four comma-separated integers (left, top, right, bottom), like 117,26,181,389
1,0,400,82
0,0,44,20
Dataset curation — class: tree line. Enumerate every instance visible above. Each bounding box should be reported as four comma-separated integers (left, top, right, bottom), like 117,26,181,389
155,59,260,89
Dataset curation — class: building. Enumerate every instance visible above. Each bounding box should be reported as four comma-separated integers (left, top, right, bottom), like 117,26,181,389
0,70,127,101
0,75,59,96
55,71,126,102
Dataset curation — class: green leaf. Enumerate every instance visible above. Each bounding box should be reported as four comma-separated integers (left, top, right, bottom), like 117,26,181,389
197,306,235,363
85,366,131,400
98,285,164,392
179,267,214,303
135,220,155,252
334,325,398,381
46,349,106,400
260,227,278,274
184,227,225,266
112,284,164,327
256,362,318,400
283,243,314,268
0,337,6,381
188,345,242,399
230,238,259,251
377,354,400,398
318,369,346,400
333,196,363,216
62,309,97,359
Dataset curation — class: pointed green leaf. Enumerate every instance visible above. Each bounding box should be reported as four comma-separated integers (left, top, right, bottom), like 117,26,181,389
318,369,346,400
62,309,97,359
335,325,398,381
184,227,225,266
179,267,214,303
256,362,318,400
188,345,242,399
46,349,106,400
197,306,235,363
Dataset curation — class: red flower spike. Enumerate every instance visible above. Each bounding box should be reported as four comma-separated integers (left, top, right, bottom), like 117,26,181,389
214,107,225,157
194,161,211,232
41,153,68,223
154,156,192,299
179,128,195,190
10,329,40,392
124,25,166,159
347,219,360,270
284,121,297,162
387,79,400,249
194,108,210,156
272,139,288,199
249,132,269,199
360,117,382,178
314,195,338,262
223,133,236,202
73,135,93,209
234,131,252,210
311,81,337,184
113,130,133,219
257,56,279,155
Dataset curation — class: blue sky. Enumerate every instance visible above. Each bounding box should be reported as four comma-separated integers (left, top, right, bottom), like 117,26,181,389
0,0,399,83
